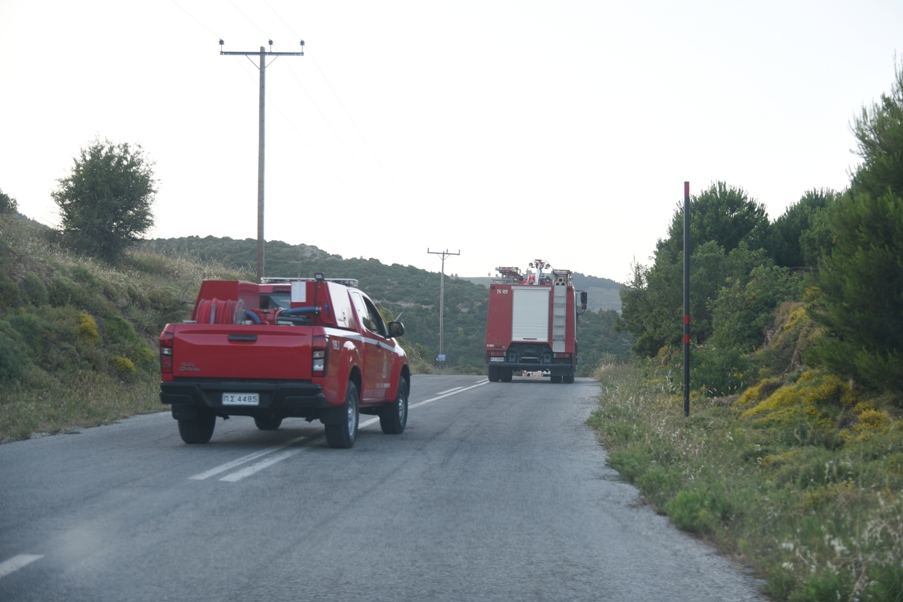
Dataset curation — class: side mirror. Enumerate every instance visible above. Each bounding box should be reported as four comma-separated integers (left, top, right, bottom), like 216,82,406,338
580,291,588,311
387,321,405,338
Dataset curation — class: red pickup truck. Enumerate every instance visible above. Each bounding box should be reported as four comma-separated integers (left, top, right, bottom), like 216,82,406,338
158,275,410,448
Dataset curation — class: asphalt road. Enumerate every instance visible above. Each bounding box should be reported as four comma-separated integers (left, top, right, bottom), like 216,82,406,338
0,374,767,601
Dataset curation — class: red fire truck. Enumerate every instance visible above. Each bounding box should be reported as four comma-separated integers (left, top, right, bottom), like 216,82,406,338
484,260,587,383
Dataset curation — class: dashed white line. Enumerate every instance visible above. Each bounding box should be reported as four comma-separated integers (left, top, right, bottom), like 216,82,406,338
409,380,488,410
437,387,464,395
0,555,43,579
220,448,304,482
189,435,307,480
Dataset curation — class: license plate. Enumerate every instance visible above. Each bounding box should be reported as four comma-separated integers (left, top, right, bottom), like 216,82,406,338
489,357,505,362
223,392,259,406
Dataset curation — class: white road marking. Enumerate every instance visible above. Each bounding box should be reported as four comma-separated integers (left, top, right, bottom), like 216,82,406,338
437,387,464,395
409,380,488,410
220,448,304,482
0,555,43,579
189,435,307,480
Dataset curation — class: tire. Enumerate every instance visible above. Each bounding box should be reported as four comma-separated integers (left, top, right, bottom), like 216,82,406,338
254,416,283,430
488,366,500,382
500,368,513,383
550,374,562,384
325,382,359,449
178,412,216,444
563,374,575,384
379,380,408,435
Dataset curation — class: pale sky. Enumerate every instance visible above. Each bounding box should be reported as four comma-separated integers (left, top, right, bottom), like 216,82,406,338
1,1,901,282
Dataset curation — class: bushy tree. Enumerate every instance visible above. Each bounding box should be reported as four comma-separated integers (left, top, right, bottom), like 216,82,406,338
808,65,903,394
768,188,837,269
52,139,157,264
661,181,769,259
0,188,18,214
620,182,770,356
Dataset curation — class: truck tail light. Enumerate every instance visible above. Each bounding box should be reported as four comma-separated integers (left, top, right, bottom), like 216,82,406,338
554,353,571,359
159,330,174,374
312,334,328,375
488,351,505,357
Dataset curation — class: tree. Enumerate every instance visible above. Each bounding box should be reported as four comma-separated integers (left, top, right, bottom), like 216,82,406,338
660,181,769,259
0,188,18,214
768,188,837,269
52,138,157,264
808,65,903,395
619,182,771,356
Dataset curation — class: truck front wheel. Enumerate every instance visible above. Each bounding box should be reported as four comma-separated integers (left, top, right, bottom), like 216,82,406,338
325,382,359,449
379,380,408,435
178,411,216,444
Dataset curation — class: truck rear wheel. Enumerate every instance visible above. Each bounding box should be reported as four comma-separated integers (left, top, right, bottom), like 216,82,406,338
178,412,216,444
500,368,513,383
550,375,562,384
379,380,408,435
563,374,575,384
488,366,500,382
325,382,359,449
254,416,283,430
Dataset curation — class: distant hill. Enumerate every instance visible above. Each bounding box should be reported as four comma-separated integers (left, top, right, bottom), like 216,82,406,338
465,271,622,312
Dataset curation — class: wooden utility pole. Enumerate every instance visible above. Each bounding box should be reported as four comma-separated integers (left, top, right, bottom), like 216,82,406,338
220,39,304,282
427,249,460,367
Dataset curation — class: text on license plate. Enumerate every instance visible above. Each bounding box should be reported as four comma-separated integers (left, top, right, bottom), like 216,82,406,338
223,392,260,406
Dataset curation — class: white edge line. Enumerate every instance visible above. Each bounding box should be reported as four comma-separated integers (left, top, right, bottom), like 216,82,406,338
0,555,43,579
189,434,307,480
220,448,303,482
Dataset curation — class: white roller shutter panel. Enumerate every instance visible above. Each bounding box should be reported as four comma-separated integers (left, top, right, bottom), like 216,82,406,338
511,287,550,342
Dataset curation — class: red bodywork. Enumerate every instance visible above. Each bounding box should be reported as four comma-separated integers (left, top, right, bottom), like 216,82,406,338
484,266,582,383
160,279,408,413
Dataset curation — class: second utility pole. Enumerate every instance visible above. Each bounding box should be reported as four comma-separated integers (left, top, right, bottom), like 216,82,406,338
220,39,304,282
427,249,459,368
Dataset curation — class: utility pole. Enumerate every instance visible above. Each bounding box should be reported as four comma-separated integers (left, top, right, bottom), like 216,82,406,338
220,39,304,282
427,249,459,367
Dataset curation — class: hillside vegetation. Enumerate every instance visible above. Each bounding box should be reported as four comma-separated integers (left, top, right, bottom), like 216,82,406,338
596,65,903,601
0,215,245,442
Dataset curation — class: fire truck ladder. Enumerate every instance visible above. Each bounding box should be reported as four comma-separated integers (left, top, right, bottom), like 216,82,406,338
552,271,569,353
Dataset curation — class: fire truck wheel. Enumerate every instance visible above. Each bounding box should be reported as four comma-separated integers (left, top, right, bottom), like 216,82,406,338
500,369,513,383
488,366,500,382
379,380,408,435
550,375,562,384
254,416,283,430
325,381,359,449
178,411,216,444
563,374,575,384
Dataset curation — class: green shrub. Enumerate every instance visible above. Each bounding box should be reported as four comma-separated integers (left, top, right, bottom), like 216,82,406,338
0,271,19,308
109,356,136,378
19,273,49,306
664,488,733,534
0,322,32,381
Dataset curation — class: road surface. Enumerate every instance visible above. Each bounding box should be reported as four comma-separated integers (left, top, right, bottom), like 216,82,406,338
0,374,766,601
